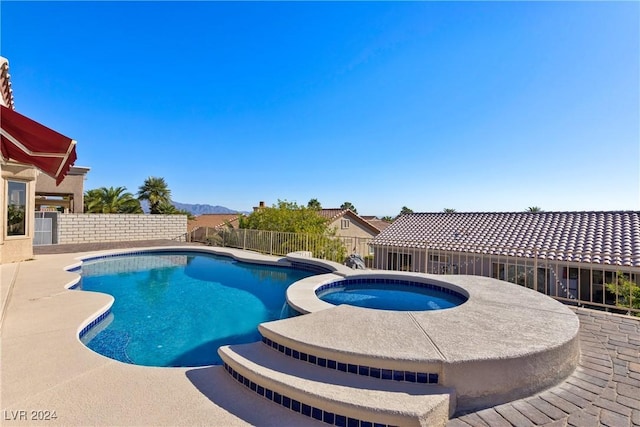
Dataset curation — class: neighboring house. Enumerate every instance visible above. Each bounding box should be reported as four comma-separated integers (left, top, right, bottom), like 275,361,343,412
248,202,384,257
361,215,392,233
371,211,640,309
35,165,90,213
318,209,383,257
0,56,78,263
188,213,242,242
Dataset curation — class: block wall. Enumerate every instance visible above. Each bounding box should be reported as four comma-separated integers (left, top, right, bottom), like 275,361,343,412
57,214,187,244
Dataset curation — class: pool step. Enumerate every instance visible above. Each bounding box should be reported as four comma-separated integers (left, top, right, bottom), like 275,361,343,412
219,342,455,427
258,306,445,384
259,334,442,385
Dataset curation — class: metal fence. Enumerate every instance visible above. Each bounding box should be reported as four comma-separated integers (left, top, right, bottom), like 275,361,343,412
190,227,639,316
191,227,371,264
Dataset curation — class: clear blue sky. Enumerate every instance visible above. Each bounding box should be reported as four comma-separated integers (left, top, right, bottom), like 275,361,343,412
2,1,638,216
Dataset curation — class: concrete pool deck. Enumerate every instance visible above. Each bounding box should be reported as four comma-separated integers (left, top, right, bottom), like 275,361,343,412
1,241,639,426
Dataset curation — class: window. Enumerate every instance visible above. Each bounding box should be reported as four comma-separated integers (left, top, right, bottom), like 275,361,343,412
7,180,27,236
341,219,350,229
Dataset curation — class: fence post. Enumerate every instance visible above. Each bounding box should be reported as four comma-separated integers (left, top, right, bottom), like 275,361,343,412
270,231,274,255
243,229,247,250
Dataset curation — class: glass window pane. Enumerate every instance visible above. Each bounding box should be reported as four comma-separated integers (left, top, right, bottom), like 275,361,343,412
7,181,27,236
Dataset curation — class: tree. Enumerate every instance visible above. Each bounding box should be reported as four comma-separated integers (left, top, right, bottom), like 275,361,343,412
527,206,543,212
443,208,456,213
340,201,357,214
381,216,394,222
399,206,414,215
240,200,328,233
606,273,640,316
238,200,346,260
7,204,25,235
84,187,142,214
307,198,322,210
138,177,171,214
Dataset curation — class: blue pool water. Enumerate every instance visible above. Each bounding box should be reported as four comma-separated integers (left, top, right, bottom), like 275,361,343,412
76,251,315,367
317,279,466,311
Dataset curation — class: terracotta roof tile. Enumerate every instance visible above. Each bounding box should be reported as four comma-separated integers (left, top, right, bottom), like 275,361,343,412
317,209,348,221
365,218,391,232
187,214,242,232
372,211,640,267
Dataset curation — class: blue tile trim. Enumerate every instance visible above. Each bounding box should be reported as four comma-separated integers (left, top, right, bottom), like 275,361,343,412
261,336,439,385
78,308,112,339
289,261,332,274
316,278,467,303
66,249,227,275
223,362,397,427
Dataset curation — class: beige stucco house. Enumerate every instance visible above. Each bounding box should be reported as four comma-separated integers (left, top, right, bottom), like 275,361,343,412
1,57,35,263
1,57,78,263
318,208,383,257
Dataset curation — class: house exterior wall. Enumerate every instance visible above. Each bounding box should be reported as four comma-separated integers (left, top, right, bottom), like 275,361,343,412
56,214,187,244
35,168,88,213
329,217,376,239
1,163,38,263
328,213,377,256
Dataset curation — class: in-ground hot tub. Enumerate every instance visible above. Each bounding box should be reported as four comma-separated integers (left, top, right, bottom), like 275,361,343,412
282,268,580,413
316,277,468,311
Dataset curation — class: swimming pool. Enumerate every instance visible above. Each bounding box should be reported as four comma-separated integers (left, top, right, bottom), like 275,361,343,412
316,278,467,311
75,251,316,367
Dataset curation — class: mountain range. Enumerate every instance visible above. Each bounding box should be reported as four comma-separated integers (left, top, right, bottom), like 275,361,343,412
139,200,241,215
172,201,241,215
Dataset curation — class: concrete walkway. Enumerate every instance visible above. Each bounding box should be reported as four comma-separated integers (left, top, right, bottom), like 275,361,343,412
3,241,639,426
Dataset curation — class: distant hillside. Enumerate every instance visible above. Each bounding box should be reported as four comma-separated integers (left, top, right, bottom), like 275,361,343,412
172,201,240,215
139,200,240,215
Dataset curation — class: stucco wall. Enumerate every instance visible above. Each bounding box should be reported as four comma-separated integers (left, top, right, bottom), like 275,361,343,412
57,214,187,244
1,163,38,263
328,213,378,256
35,168,87,213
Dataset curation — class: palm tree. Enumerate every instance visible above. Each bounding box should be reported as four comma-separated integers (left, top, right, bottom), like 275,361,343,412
84,187,142,213
83,189,102,213
527,206,543,212
157,201,195,219
443,208,456,213
138,177,171,214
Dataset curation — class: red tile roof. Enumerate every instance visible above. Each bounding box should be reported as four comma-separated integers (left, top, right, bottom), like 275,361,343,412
372,211,640,267
318,209,383,234
187,214,242,232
